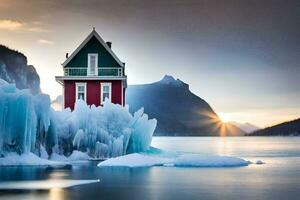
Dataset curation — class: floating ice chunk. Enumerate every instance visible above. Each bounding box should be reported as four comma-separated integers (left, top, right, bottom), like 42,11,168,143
98,151,249,168
256,160,265,165
0,179,100,190
98,153,172,167
0,152,65,166
173,154,249,167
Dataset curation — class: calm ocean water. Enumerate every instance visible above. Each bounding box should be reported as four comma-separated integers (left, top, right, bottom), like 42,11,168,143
0,137,300,200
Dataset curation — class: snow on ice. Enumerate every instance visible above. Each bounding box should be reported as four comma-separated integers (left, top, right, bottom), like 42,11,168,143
0,152,64,166
98,151,249,168
98,153,173,167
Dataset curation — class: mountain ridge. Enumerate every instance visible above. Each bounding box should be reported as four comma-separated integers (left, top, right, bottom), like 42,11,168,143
126,75,245,136
247,118,300,136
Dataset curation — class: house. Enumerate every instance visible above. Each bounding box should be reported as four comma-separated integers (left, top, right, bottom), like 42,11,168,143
55,28,127,110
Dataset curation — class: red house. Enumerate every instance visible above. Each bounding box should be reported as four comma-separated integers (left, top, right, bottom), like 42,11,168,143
56,29,127,110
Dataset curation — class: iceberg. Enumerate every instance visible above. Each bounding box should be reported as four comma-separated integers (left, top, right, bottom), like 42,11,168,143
0,80,157,164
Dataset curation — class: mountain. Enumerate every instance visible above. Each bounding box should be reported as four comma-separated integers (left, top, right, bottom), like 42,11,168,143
126,75,245,136
247,118,300,136
229,121,260,133
0,45,40,94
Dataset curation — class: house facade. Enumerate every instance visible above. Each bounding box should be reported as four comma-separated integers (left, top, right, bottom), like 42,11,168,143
55,29,127,110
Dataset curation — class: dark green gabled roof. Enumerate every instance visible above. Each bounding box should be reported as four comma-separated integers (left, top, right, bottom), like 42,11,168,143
62,29,124,68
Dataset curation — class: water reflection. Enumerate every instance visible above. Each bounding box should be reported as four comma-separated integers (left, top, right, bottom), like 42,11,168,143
0,179,99,190
151,137,300,158
49,188,64,200
0,137,300,200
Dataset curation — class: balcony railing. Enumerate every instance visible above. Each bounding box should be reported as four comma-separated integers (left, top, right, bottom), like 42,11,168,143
64,67,124,77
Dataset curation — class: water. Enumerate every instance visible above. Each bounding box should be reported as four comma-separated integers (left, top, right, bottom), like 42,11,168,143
0,137,300,200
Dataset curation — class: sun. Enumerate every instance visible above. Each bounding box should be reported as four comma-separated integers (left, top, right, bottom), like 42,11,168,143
218,112,231,123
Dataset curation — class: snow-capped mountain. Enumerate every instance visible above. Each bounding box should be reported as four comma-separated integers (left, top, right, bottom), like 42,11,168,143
229,121,260,133
126,75,245,136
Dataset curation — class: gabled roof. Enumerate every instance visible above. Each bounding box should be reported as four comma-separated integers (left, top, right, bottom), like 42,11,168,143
62,29,124,67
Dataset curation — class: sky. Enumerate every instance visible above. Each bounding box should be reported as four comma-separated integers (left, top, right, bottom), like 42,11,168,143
0,0,299,127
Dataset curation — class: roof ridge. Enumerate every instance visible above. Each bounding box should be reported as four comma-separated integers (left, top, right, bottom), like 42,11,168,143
62,29,124,68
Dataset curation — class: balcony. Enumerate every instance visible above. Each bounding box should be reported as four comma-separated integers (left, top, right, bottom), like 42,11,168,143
64,67,124,77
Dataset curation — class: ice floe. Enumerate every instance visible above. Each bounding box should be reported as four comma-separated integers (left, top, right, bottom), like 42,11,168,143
98,153,172,167
0,179,100,190
98,149,250,168
173,154,249,167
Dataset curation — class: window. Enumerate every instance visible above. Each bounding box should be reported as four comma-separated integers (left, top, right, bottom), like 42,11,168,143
88,53,98,76
118,68,123,76
101,82,112,104
76,82,87,101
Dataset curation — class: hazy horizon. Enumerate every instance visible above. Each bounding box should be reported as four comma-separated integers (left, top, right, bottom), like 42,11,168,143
0,0,299,127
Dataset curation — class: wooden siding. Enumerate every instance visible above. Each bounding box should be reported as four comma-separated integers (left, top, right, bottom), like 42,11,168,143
64,80,123,110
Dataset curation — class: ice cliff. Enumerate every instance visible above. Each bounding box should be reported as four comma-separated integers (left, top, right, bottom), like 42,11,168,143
0,80,157,159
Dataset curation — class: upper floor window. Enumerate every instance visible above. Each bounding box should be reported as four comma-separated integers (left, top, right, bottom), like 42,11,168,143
118,68,123,76
101,82,111,104
88,53,98,76
76,82,87,101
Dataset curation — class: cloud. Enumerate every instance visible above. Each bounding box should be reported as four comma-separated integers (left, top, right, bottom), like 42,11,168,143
38,39,53,45
0,19,23,31
0,19,51,32
28,26,51,33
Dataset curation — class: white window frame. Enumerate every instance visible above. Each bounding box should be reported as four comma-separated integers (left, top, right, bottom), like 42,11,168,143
100,82,112,104
118,68,123,76
75,82,87,102
88,53,98,76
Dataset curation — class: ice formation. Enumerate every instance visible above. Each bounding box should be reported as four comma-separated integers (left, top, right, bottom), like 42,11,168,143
54,100,157,158
0,80,51,154
0,80,157,161
0,79,253,168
